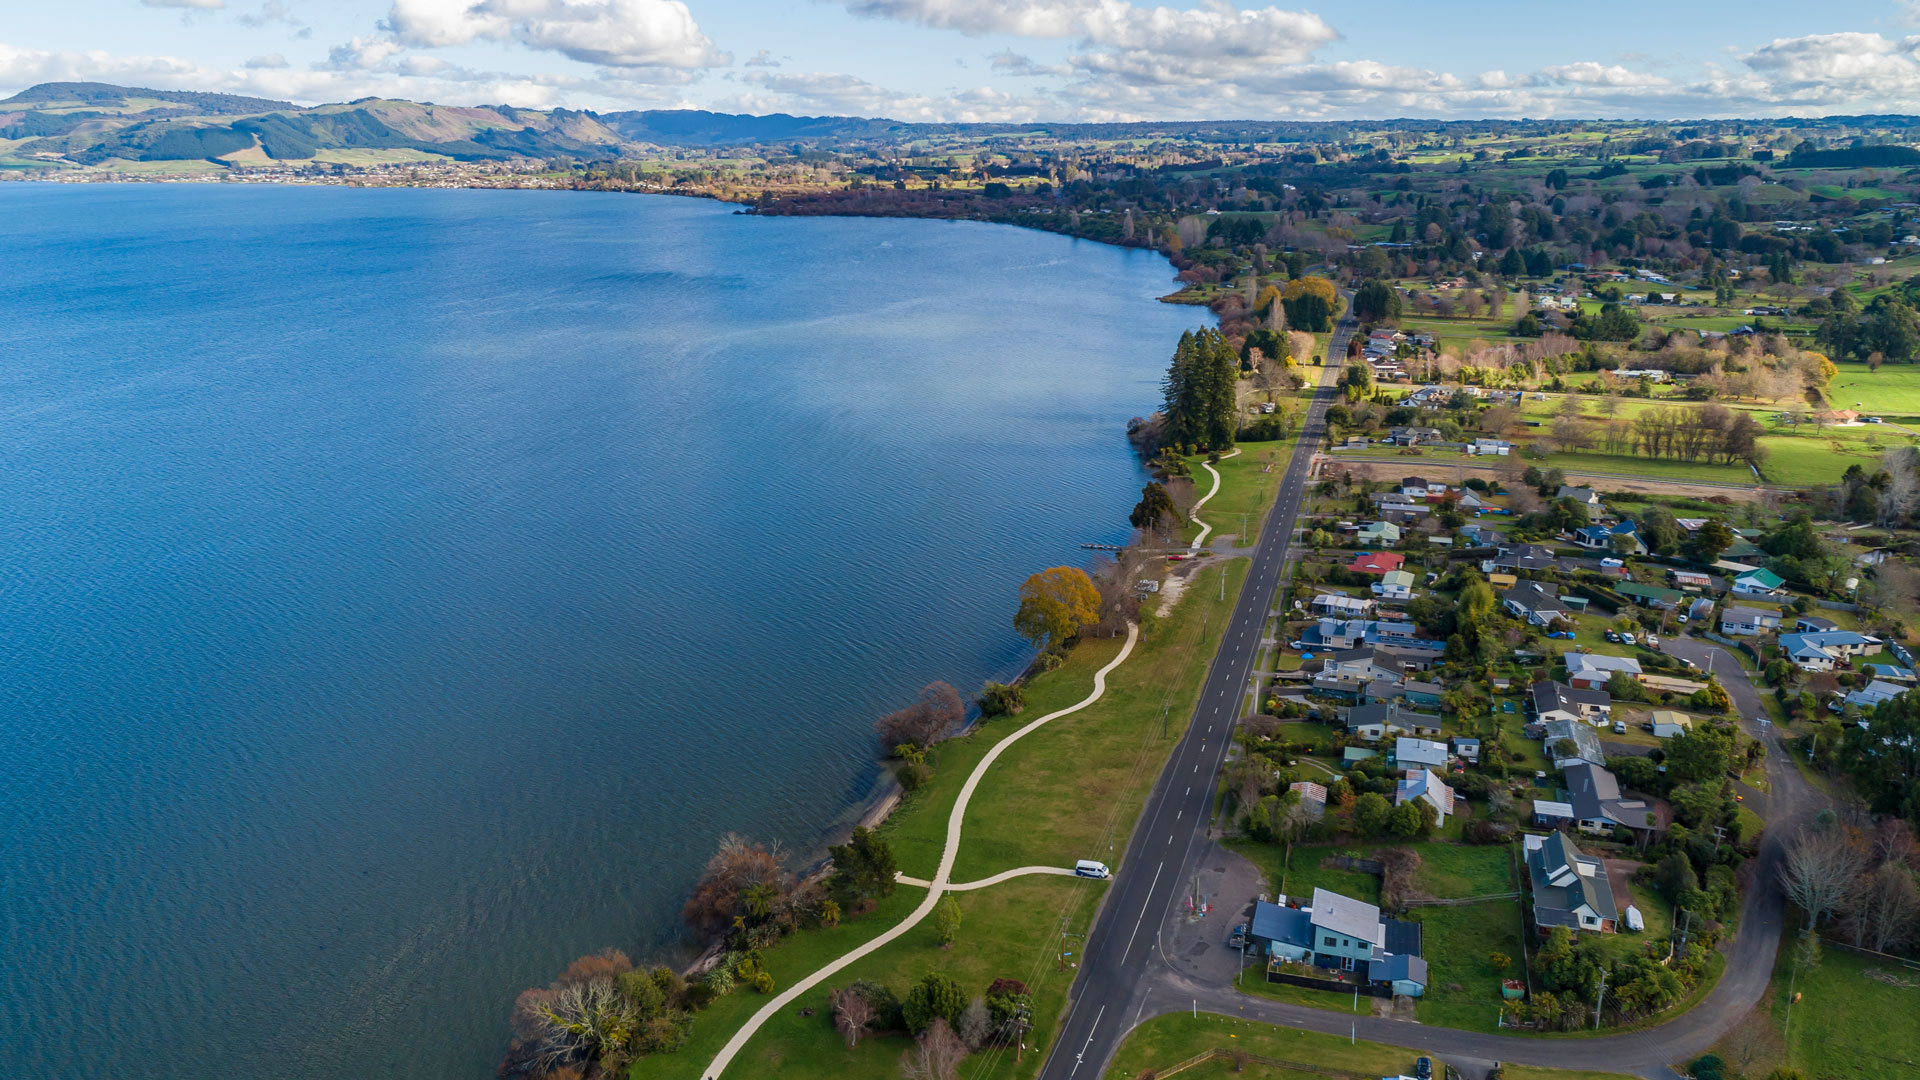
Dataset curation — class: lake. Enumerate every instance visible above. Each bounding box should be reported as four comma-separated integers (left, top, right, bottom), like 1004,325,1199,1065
0,184,1203,1079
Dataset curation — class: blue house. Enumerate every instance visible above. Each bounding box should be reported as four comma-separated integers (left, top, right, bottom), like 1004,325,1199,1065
1249,888,1427,996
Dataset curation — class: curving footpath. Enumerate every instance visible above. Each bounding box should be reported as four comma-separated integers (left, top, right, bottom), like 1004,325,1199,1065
700,621,1141,1079
1187,447,1240,550
894,865,1080,892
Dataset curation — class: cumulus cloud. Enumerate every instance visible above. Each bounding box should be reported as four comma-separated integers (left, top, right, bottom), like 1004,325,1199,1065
384,0,728,68
735,68,1046,122
235,0,301,28
744,49,780,68
245,53,289,69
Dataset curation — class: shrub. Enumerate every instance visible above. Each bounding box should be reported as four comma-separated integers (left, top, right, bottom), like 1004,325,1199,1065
978,681,1025,717
901,971,966,1033
752,970,775,993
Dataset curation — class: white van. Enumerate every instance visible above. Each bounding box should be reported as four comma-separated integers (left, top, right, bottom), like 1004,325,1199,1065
1074,860,1111,879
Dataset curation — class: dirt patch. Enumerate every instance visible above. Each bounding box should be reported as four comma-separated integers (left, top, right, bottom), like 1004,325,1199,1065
1865,967,1920,989
1602,859,1641,925
1371,994,1418,1021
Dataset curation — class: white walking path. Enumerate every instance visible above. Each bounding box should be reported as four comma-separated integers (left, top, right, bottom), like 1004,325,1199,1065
1186,447,1240,550
893,865,1079,891
700,621,1141,1079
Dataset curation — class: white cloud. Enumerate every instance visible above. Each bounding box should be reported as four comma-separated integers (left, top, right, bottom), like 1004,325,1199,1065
744,49,779,68
235,0,301,28
990,51,1071,77
245,53,289,69
141,0,225,9
384,0,727,68
735,68,1045,121
1537,61,1670,88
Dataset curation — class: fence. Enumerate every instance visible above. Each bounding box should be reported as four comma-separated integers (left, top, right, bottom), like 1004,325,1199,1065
1405,891,1520,907
1265,969,1393,998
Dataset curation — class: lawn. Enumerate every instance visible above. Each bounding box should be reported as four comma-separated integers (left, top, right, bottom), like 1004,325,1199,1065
1408,899,1529,1032
1182,440,1293,547
1103,1013,1444,1080
1770,943,1920,1080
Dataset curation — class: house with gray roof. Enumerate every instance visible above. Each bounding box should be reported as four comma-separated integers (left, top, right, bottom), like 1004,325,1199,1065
1502,581,1571,627
1720,605,1782,637
1527,831,1618,935
1248,890,1427,995
1395,768,1455,826
1543,718,1606,768
1563,762,1657,839
1562,652,1641,690
1394,736,1450,771
1531,680,1612,726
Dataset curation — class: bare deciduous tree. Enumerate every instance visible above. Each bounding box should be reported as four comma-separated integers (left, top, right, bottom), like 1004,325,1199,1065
1781,828,1866,929
899,1018,968,1080
832,986,875,1048
1844,860,1920,954
876,682,966,751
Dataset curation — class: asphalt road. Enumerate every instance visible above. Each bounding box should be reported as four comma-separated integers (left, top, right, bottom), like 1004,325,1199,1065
1038,328,1831,1077
1038,305,1356,1080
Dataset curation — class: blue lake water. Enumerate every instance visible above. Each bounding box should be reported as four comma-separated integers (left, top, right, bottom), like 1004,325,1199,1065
0,184,1203,1079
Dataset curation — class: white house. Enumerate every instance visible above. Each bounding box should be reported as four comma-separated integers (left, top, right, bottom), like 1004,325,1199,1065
1372,569,1416,601
1720,606,1781,637
1563,653,1642,690
1395,768,1455,826
1394,736,1450,771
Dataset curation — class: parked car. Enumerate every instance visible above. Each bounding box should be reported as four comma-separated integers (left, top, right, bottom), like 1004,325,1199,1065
1613,720,1628,735
1621,633,1636,645
1647,634,1661,647
1866,416,1884,424
1416,1057,1433,1080
1227,923,1248,949
1074,860,1111,879
1604,630,1620,643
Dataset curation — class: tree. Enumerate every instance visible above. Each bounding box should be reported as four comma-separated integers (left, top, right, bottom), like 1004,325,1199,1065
1013,567,1101,651
1690,677,1732,716
682,834,786,937
1656,850,1700,903
1160,328,1241,450
1781,827,1867,928
1666,723,1733,783
899,1018,967,1080
935,894,963,946
828,826,899,904
901,972,967,1033
876,682,967,751
1843,859,1920,953
1129,482,1185,536
1386,799,1435,837
1688,519,1735,563
978,681,1025,717
1354,279,1402,322
1354,792,1392,835
832,986,876,1048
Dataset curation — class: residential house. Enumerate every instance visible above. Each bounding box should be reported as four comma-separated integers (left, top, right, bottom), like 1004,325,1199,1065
1555,486,1602,508
1563,653,1642,690
1527,831,1618,935
1687,597,1716,624
1452,737,1481,763
1290,781,1327,820
1616,582,1684,610
1777,630,1883,672
1399,476,1432,498
1250,890,1427,995
1349,552,1407,576
1502,581,1571,627
1467,438,1512,456
1388,426,1443,446
1400,680,1444,707
1542,718,1606,769
1396,769,1456,826
1372,569,1416,601
1846,680,1907,711
1733,568,1789,599
1793,615,1840,633
1312,593,1376,618
1347,700,1442,739
1487,543,1559,574
1574,520,1646,555
1563,762,1657,839
1325,646,1434,684
1670,570,1712,591
1650,710,1693,739
1357,520,1402,545
1394,736,1451,771
1720,606,1782,637
1532,681,1613,726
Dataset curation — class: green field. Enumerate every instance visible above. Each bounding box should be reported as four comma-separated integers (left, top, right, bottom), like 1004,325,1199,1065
1829,362,1920,422
1103,1013,1444,1080
1183,439,1292,546
1770,943,1920,1079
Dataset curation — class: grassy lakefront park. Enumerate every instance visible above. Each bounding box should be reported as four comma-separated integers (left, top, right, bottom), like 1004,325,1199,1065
623,437,1286,1080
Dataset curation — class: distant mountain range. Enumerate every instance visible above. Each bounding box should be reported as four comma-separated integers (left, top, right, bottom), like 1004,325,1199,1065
0,81,934,170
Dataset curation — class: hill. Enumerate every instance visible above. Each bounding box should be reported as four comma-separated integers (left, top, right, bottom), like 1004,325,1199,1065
2,81,293,115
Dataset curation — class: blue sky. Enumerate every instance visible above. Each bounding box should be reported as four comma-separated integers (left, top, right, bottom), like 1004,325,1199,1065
5,0,1920,121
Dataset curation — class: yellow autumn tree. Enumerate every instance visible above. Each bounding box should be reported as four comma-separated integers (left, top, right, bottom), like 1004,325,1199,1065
1282,276,1338,305
1013,566,1101,651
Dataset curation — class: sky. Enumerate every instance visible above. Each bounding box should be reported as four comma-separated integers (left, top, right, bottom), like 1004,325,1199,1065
6,0,1920,122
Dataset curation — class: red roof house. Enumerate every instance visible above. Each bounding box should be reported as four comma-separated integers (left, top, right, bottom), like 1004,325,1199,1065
1348,552,1406,575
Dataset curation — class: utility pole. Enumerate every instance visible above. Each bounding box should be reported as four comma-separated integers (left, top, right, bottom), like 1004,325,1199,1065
1592,966,1607,1030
